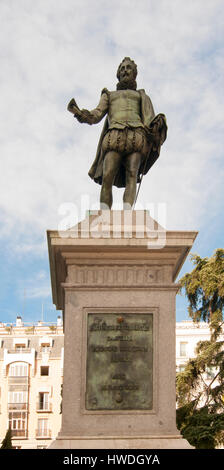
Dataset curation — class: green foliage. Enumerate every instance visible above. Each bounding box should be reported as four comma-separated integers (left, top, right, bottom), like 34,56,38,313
1,429,12,449
179,248,224,328
177,249,224,448
5,326,11,334
49,325,56,333
177,406,224,449
25,326,35,335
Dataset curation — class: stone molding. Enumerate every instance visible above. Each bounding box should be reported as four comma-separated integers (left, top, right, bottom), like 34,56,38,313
66,264,163,287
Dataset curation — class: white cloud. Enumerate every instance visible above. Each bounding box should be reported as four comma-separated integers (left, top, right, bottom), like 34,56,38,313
0,0,223,244
24,286,51,300
16,269,51,300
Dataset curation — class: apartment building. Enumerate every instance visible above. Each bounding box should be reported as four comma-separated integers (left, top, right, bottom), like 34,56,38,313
0,317,222,448
0,316,63,449
176,320,223,379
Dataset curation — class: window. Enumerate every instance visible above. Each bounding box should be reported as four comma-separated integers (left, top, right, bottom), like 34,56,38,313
9,362,28,377
37,419,49,437
38,392,49,410
8,391,28,404
8,412,27,437
180,342,188,357
41,345,51,353
13,338,28,349
206,366,218,380
15,345,25,352
40,366,49,376
39,337,53,350
8,391,28,411
179,365,186,372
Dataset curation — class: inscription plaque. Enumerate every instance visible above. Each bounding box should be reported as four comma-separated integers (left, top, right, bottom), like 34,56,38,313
86,313,153,410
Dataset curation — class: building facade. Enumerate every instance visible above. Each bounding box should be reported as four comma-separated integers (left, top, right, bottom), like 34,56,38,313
0,316,63,449
176,320,223,380
0,317,222,448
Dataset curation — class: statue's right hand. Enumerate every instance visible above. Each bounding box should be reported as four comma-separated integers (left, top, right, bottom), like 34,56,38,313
67,98,81,116
67,98,75,113
67,99,93,124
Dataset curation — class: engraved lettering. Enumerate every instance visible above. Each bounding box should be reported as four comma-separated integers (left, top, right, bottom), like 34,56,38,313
107,335,133,342
120,346,148,352
91,345,118,353
90,320,150,332
86,313,153,410
101,383,139,391
112,374,126,380
111,354,132,363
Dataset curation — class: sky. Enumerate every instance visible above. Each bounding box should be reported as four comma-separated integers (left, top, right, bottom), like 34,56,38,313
0,0,223,324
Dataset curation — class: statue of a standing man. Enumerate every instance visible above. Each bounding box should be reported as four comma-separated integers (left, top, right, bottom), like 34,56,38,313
68,57,167,209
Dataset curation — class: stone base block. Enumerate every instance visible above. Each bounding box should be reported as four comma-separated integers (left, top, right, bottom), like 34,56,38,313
49,435,193,449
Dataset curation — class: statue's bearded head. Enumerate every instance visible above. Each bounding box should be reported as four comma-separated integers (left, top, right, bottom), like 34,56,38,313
116,57,137,90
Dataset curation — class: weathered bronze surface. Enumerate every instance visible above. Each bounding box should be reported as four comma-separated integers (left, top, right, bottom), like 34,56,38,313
86,313,153,410
68,57,167,209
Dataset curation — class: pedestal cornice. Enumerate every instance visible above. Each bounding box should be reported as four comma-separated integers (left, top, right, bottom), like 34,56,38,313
47,210,197,311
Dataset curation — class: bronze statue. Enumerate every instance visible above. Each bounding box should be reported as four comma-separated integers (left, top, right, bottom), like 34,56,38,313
68,57,167,209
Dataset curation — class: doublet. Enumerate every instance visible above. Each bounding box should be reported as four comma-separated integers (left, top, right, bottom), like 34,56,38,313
83,87,167,187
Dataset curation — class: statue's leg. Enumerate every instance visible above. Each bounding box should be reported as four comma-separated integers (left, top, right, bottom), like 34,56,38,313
100,151,122,209
123,152,141,208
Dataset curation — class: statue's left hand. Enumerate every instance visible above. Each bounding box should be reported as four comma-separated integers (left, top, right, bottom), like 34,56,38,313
148,114,167,148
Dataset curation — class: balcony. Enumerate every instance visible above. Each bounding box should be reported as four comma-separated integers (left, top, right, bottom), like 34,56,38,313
8,348,31,354
8,376,29,385
8,403,28,411
35,429,52,439
40,347,52,354
11,429,28,438
36,402,52,412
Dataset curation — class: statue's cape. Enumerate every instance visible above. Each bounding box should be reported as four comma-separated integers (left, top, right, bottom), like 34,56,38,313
88,89,167,188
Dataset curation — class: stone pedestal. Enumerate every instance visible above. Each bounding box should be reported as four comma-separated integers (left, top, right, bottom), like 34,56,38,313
47,210,197,449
